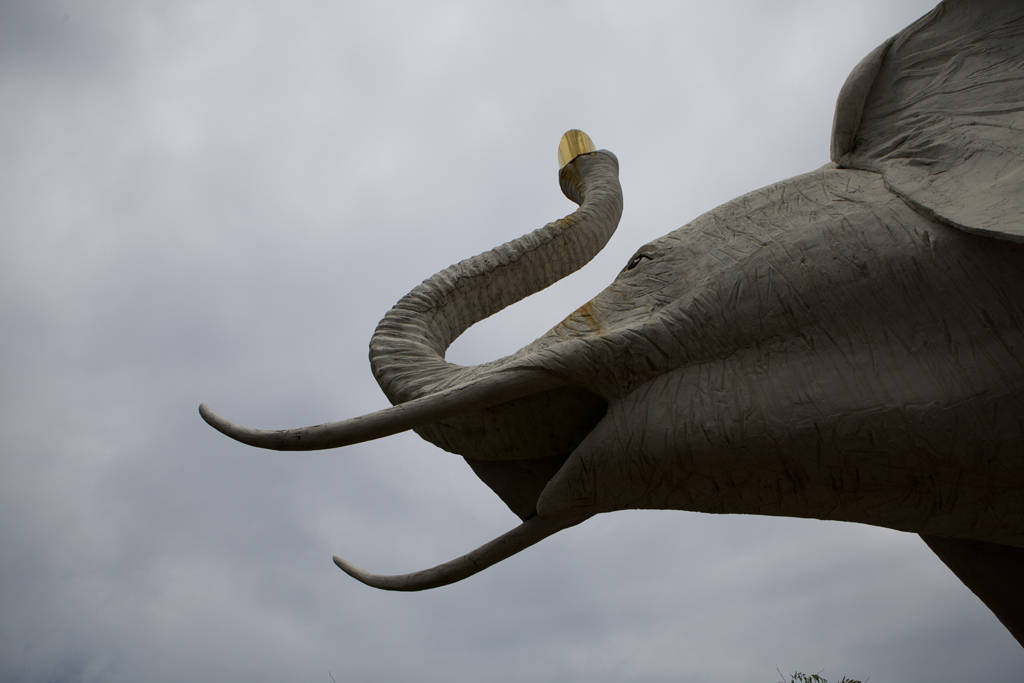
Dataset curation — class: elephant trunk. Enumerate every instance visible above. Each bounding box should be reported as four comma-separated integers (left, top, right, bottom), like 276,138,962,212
198,132,621,453
368,131,623,404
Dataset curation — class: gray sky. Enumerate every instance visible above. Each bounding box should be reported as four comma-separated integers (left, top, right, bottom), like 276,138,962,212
2,1,1021,681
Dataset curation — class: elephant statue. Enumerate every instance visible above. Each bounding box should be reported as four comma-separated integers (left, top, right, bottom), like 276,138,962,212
200,0,1024,645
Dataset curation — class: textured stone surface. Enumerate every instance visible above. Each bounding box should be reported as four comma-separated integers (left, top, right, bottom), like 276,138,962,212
203,0,1024,646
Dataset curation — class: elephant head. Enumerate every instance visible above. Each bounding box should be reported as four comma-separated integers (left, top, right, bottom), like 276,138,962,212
201,0,1024,644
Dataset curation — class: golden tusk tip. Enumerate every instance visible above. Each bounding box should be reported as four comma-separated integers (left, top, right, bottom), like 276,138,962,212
558,129,596,169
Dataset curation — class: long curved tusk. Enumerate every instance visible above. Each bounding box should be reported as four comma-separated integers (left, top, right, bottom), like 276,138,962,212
199,369,563,451
332,514,577,591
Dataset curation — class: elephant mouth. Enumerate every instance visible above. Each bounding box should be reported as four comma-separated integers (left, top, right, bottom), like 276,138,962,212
451,383,608,519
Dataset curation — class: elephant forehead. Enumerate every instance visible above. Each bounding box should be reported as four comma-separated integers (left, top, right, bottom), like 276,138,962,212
531,166,1024,398
552,166,895,335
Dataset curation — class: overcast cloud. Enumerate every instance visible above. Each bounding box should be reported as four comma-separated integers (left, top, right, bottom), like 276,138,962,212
2,1,1022,682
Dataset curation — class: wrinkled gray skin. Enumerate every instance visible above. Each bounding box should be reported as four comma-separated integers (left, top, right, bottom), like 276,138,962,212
201,0,1024,645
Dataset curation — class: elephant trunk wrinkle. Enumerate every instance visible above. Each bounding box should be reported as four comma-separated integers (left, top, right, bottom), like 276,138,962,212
369,149,623,408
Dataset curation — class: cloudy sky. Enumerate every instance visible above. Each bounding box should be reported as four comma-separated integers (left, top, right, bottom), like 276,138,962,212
2,1,1022,681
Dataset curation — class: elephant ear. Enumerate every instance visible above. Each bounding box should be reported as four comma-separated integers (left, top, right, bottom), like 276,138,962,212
831,0,1024,242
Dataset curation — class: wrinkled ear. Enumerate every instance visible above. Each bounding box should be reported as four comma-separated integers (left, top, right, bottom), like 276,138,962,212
831,1,1024,242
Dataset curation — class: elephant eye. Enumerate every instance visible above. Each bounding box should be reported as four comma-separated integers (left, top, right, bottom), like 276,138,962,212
624,253,653,271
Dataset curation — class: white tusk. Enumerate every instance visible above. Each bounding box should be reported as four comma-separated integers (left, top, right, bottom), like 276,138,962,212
332,514,577,590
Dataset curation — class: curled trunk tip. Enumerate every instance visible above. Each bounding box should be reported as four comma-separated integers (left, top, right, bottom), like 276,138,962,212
558,129,596,168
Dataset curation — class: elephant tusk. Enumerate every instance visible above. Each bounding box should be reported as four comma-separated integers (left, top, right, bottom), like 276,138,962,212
199,369,564,451
332,514,576,590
